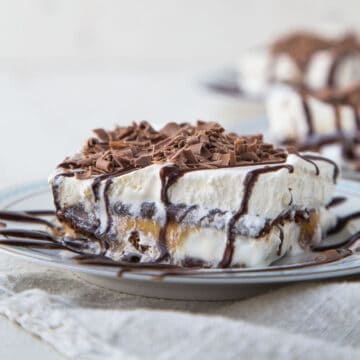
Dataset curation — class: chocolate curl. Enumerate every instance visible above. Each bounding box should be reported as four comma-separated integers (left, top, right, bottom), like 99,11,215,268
109,140,127,148
77,157,95,167
183,149,198,165
95,158,114,173
135,155,152,167
188,143,203,156
169,149,187,167
238,152,260,162
93,128,110,142
217,153,231,166
229,151,236,166
161,122,181,137
234,138,247,154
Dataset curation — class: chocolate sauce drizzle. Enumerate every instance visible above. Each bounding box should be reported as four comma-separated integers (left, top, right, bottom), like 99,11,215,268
0,210,55,228
103,179,114,234
327,211,360,235
327,56,340,88
312,231,360,252
91,170,133,202
296,153,319,175
0,229,56,242
158,166,189,260
301,154,339,183
276,225,284,256
301,96,314,136
52,172,75,211
220,165,294,267
326,48,359,89
334,105,342,133
352,105,360,130
326,196,347,209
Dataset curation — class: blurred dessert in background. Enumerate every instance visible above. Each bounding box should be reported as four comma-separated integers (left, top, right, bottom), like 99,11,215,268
238,31,360,96
267,82,360,171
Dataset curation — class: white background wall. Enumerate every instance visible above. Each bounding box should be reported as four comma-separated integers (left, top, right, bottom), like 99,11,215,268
0,0,359,64
0,0,360,187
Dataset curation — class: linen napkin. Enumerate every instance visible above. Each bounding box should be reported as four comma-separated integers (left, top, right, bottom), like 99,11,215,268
1,251,360,360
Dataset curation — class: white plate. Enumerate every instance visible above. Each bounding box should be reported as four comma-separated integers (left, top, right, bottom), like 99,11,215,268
0,181,360,301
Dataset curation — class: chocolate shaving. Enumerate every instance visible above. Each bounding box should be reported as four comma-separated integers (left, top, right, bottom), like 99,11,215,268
134,154,152,167
95,158,113,173
57,121,288,178
93,128,110,142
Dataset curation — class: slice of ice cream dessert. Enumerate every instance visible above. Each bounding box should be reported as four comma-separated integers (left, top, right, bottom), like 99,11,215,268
238,31,360,96
50,121,339,268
